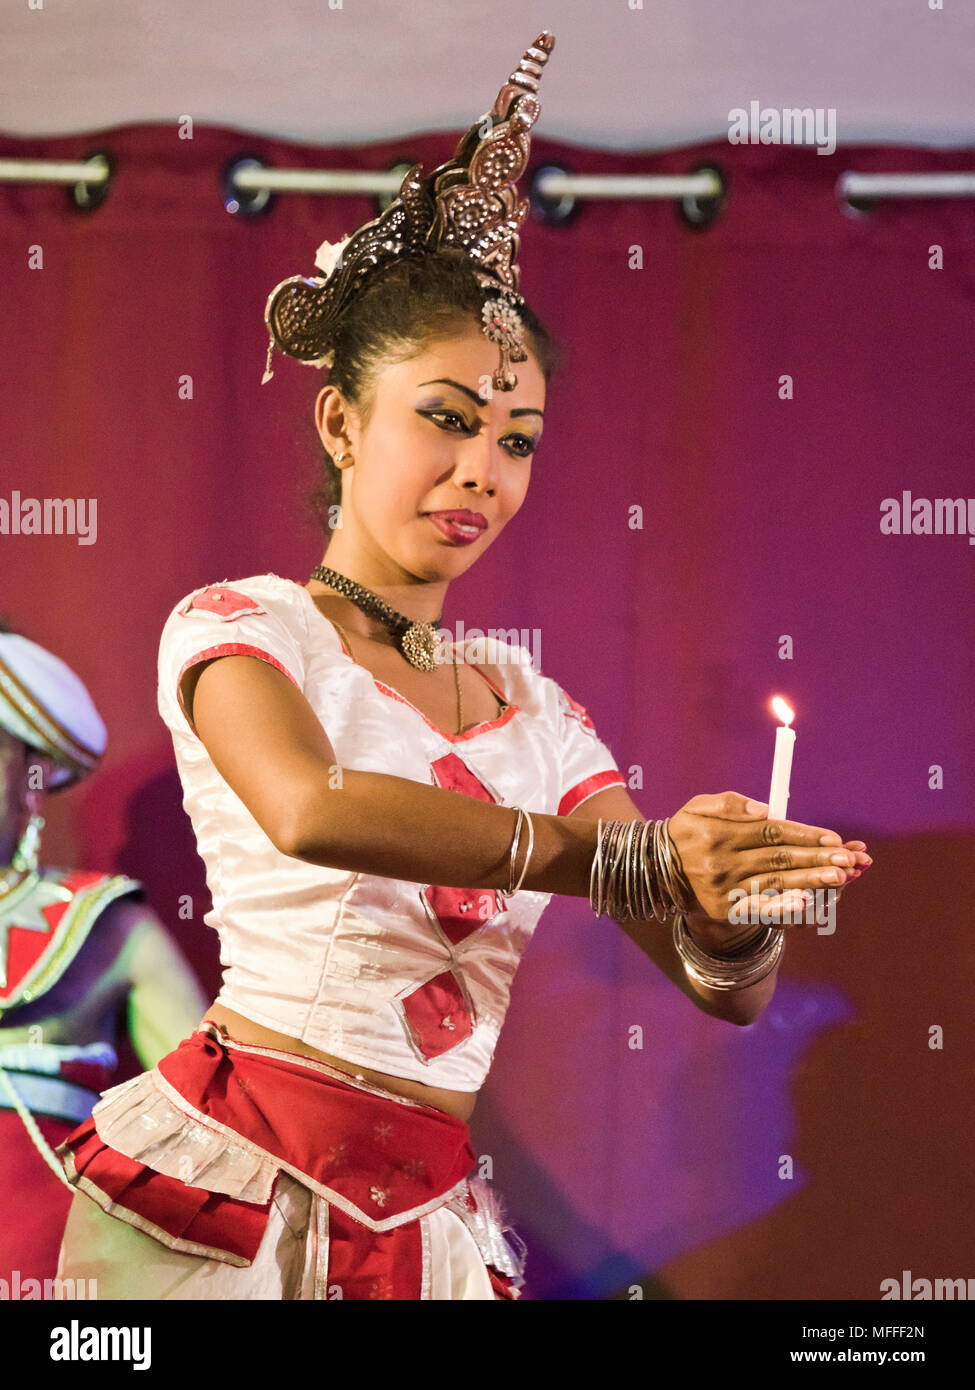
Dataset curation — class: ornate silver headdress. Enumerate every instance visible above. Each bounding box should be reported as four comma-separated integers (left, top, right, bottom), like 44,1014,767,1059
262,30,555,393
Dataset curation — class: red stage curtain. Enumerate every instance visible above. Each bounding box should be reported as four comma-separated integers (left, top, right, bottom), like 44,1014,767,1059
2,123,972,1298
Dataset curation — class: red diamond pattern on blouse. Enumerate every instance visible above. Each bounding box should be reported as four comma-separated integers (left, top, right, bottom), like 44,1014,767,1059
397,750,508,1059
400,969,474,1061
426,750,507,945
182,585,266,621
423,883,503,946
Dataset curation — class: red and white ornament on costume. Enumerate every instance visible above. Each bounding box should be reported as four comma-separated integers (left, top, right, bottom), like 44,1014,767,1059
180,586,267,622
558,686,598,735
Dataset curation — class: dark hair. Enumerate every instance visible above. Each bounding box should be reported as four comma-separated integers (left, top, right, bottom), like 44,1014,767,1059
308,249,562,531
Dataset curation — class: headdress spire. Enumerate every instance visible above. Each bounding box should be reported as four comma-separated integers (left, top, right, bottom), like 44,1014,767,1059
262,31,555,392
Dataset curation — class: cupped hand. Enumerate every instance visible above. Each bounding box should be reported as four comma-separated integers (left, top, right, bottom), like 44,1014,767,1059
666,791,871,930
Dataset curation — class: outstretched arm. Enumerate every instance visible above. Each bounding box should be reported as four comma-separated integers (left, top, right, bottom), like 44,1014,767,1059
185,653,868,1027
186,652,603,896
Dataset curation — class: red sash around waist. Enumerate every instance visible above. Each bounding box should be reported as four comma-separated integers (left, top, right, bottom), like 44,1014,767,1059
56,1025,480,1271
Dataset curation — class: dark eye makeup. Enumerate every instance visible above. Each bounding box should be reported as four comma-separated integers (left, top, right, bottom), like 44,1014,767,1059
416,408,538,458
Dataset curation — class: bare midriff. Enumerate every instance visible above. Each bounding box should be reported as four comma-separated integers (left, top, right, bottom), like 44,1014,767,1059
202,1002,477,1123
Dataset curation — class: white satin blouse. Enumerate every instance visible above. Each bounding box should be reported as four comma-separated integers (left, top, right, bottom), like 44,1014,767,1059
157,573,625,1091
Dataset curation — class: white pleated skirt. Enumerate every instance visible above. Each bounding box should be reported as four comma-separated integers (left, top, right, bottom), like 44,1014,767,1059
57,1171,504,1300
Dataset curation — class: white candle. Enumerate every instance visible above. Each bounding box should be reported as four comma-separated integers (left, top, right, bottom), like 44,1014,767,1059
767,697,796,820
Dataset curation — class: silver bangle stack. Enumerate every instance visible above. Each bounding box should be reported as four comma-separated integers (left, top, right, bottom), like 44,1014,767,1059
498,806,535,898
671,914,785,991
588,817,695,923
587,818,786,993
498,813,786,992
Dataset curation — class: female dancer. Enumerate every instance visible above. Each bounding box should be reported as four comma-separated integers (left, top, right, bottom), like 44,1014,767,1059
54,33,869,1299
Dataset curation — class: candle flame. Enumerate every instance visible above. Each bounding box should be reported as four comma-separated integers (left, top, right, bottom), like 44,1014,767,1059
771,696,795,727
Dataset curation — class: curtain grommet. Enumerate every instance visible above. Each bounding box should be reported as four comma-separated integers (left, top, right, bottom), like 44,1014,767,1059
678,162,727,231
71,151,114,214
530,162,579,227
223,155,273,218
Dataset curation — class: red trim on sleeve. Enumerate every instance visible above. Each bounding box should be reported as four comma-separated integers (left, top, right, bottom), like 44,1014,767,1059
558,769,626,818
176,643,301,735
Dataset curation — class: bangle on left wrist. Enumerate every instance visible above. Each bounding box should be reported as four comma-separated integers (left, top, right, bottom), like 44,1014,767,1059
685,916,767,958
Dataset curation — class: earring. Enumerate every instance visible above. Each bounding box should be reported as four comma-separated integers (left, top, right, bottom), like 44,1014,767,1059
11,812,45,875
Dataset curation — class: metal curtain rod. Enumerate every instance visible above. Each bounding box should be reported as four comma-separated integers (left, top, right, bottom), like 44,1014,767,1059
1,155,975,205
